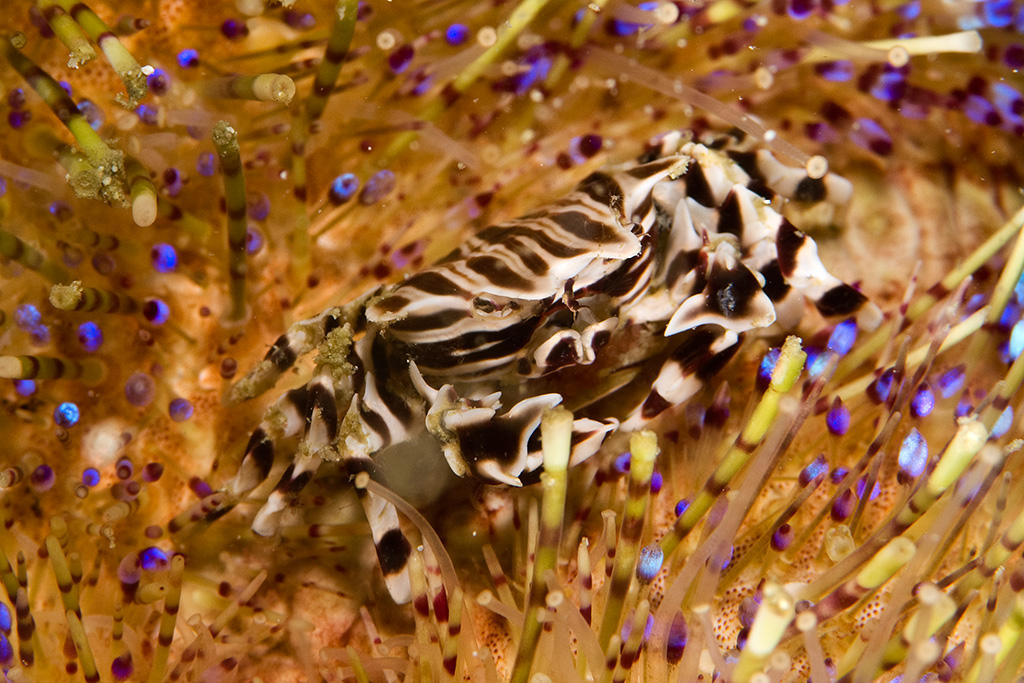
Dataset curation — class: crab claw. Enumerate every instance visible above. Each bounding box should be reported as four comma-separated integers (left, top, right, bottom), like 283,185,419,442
424,383,565,486
666,239,776,336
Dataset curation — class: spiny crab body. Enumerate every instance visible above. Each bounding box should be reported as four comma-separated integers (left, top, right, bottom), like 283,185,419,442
207,129,880,604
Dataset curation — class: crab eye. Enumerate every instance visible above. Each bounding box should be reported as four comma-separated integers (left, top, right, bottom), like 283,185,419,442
473,297,497,313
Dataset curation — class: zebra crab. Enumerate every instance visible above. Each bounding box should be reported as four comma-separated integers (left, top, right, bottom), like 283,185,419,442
200,130,881,603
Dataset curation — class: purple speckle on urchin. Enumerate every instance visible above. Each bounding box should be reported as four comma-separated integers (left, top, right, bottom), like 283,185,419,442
125,373,156,407
142,462,164,482
116,458,133,480
30,464,55,492
826,398,850,436
111,653,133,681
910,383,935,418
359,169,396,205
169,398,194,422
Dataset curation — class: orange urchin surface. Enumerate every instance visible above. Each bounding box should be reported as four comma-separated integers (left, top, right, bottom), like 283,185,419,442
0,1,1022,681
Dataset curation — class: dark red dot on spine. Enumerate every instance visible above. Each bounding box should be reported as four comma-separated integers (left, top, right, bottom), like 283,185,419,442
388,44,414,73
220,358,237,379
220,18,249,40
1005,44,1024,68
578,134,602,157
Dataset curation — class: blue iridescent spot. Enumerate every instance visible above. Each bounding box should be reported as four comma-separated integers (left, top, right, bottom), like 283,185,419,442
870,68,906,103
151,243,177,272
511,50,552,95
899,0,921,19
955,393,972,419
197,151,216,176
674,499,688,517
850,117,893,155
14,380,35,397
0,602,10,633
984,0,1014,27
991,83,1024,125
59,81,72,96
169,398,194,422
992,406,1014,439
998,339,1013,365
965,95,1000,127
855,478,881,501
54,402,80,428
412,75,433,96
1010,320,1024,361
329,173,359,204
0,633,11,665
445,23,469,45
826,398,850,435
910,383,935,418
246,227,264,255
143,299,170,325
177,48,199,68
868,368,896,404
1000,301,1021,330
140,546,169,570
636,545,663,582
14,304,41,330
757,347,781,391
613,452,631,474
667,613,688,660
800,455,829,484
146,68,169,94
0,177,6,197
719,545,734,570
610,0,657,35
936,366,966,399
82,467,100,487
77,321,103,352
650,470,663,493
805,347,829,379
898,428,928,478
965,292,987,314
957,15,984,31
135,104,159,125
77,99,104,130
827,319,857,356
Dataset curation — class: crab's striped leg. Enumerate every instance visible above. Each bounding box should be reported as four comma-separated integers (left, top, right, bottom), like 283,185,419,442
228,288,380,403
773,219,882,329
250,369,344,535
220,327,419,603
645,145,881,333
228,385,311,499
189,382,312,529
585,325,741,430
